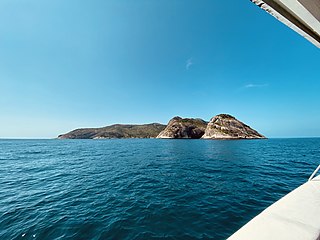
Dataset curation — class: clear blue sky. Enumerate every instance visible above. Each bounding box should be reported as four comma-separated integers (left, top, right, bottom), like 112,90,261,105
1,0,320,138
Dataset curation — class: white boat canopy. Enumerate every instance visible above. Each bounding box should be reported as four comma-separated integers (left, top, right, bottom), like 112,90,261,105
251,0,320,48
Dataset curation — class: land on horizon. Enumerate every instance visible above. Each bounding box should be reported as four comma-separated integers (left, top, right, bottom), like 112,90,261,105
57,114,266,140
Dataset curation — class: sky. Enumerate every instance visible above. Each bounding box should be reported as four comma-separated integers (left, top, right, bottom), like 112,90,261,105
0,0,320,138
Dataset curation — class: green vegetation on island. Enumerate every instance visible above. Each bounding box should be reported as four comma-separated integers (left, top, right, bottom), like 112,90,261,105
58,123,166,139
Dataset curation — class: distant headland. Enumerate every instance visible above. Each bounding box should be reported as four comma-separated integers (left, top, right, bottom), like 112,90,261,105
58,114,266,140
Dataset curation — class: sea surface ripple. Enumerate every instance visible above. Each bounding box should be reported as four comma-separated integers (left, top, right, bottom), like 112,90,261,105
1,138,319,240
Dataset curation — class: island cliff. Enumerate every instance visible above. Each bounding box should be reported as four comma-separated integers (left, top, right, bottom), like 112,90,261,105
156,117,207,139
201,114,266,139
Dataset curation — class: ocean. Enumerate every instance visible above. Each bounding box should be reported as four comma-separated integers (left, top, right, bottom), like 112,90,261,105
1,138,319,240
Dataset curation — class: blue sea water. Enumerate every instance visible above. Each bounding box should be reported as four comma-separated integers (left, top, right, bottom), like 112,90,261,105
1,138,320,240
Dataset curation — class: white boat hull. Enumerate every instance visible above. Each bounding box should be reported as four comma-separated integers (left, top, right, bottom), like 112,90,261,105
228,174,320,240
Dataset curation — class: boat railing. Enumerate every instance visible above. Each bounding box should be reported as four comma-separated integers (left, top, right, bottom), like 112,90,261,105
308,165,320,181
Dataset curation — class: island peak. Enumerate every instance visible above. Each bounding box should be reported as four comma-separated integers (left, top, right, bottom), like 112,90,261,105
202,114,266,139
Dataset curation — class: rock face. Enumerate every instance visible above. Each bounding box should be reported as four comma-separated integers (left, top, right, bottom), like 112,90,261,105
58,123,166,139
156,117,207,139
201,114,266,139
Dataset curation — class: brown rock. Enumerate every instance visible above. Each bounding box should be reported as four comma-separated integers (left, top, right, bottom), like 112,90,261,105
156,117,207,139
202,114,266,139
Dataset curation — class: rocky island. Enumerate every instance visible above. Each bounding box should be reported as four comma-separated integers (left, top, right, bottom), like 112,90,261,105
58,114,266,139
202,114,266,139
